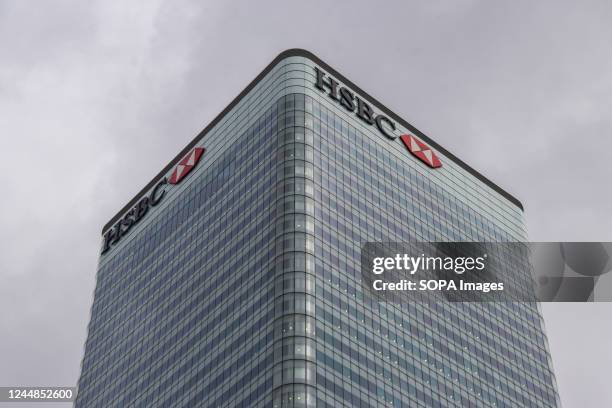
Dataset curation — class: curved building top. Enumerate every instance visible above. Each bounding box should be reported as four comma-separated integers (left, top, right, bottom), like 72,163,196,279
102,48,523,236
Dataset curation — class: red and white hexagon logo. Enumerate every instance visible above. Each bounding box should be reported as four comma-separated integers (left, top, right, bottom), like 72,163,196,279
169,147,205,184
400,134,442,168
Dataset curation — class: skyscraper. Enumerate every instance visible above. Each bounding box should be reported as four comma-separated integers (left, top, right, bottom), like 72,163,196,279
75,49,559,407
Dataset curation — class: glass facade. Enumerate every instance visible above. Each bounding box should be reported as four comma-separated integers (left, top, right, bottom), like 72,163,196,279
75,52,559,407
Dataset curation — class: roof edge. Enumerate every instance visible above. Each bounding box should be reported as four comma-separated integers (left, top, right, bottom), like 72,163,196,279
102,48,522,235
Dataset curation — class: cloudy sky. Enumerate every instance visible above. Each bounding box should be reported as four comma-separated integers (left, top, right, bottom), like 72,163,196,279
1,1,611,407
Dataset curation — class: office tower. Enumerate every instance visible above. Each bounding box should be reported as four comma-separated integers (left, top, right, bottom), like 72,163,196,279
75,49,559,407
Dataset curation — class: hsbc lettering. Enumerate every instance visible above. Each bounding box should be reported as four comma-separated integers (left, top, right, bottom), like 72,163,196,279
314,67,397,140
101,178,167,254
101,146,206,255
315,67,442,169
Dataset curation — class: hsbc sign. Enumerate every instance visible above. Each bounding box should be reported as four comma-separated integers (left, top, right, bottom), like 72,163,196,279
315,67,397,140
101,147,206,254
314,67,442,169
169,147,205,184
400,135,441,168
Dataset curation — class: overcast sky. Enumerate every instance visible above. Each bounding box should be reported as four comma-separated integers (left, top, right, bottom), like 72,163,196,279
1,1,611,407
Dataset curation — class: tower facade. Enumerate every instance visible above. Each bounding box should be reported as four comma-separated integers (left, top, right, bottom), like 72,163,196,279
75,50,559,407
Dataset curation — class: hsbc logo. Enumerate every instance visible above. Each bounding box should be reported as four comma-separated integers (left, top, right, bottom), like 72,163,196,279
169,147,205,184
314,67,442,169
101,146,206,254
400,135,441,168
